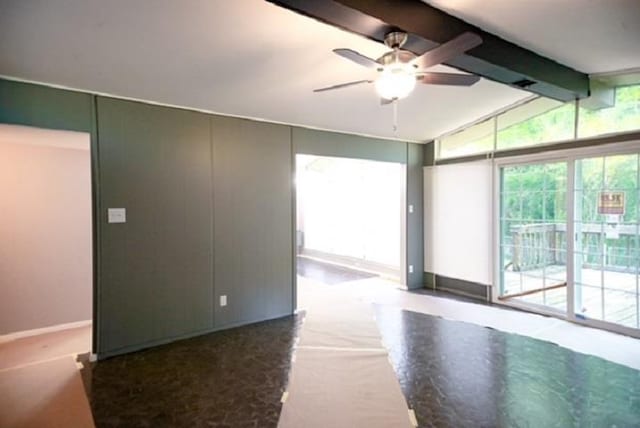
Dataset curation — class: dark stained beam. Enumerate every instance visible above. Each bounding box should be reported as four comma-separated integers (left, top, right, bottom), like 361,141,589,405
267,0,590,101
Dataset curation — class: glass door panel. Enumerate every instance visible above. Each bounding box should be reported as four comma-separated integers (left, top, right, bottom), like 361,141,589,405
574,154,640,329
499,162,568,312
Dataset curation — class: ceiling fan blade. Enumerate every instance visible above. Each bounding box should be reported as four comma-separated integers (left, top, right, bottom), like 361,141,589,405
415,32,482,69
417,72,481,86
313,79,373,93
333,48,381,69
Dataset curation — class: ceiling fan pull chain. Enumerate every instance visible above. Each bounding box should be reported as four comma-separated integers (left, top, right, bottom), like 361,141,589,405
393,99,398,133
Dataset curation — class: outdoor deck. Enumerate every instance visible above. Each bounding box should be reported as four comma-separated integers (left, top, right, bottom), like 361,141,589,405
503,266,639,329
502,221,640,330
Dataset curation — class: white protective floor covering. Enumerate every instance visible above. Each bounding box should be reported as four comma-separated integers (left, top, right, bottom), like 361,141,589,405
278,278,414,428
0,325,94,428
339,276,640,371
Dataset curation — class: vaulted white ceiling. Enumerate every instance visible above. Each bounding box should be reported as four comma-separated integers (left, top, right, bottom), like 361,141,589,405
423,0,640,74
1,1,637,142
0,0,536,142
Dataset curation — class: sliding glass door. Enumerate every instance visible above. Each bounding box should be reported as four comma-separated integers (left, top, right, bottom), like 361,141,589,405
499,161,568,313
498,150,640,335
574,154,639,329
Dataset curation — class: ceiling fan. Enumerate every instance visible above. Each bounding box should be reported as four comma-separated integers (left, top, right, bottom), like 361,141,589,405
314,31,483,103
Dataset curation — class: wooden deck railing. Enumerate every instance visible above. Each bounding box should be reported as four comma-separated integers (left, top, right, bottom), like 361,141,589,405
508,223,638,272
510,223,561,271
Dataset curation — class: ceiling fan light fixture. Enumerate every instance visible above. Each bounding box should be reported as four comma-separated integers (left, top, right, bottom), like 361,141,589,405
375,64,416,100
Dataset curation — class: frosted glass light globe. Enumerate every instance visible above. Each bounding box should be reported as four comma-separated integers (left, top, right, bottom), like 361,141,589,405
375,65,416,100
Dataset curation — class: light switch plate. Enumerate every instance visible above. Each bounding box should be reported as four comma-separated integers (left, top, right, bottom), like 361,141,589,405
409,204,414,213
409,265,414,273
107,208,126,224
220,295,227,307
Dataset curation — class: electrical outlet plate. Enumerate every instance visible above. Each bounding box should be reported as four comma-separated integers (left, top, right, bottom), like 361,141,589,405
220,295,227,307
107,208,126,224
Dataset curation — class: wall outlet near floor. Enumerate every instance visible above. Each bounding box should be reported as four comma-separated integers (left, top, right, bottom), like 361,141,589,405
409,265,414,273
220,295,227,307
408,204,414,213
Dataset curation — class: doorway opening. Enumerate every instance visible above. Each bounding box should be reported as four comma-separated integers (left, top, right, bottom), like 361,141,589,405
295,154,405,307
0,124,93,362
497,148,640,337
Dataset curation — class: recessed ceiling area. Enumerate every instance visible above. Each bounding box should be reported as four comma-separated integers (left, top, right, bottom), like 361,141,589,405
0,0,531,142
423,0,640,75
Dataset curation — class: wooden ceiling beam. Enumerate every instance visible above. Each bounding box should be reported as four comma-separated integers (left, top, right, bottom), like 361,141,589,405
268,0,590,101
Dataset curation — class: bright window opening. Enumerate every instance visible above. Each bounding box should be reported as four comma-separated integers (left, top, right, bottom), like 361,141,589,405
296,154,403,281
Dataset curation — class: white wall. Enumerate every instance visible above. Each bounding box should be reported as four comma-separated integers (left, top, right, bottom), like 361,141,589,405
424,160,493,285
0,125,92,335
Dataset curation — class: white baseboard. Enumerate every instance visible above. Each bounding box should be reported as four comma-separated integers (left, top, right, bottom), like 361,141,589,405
0,320,92,344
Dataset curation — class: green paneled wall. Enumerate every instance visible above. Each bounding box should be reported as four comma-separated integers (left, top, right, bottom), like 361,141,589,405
0,78,425,357
212,116,293,327
97,98,214,355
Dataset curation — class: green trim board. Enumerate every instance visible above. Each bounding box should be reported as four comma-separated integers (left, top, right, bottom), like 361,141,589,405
423,141,435,167
424,272,436,289
292,126,407,163
290,128,298,313
0,79,93,132
424,272,492,301
89,94,101,354
406,142,424,289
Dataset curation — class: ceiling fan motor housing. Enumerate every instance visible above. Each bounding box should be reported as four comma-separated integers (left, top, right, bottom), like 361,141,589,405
379,31,417,66
384,31,408,49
